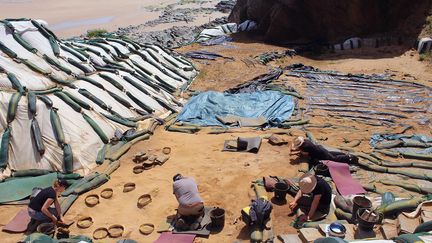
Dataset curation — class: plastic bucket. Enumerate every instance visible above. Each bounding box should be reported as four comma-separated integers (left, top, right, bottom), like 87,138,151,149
352,196,372,222
274,182,289,200
210,207,225,230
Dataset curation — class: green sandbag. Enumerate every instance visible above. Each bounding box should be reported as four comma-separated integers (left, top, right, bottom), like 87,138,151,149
334,208,353,223
63,91,91,110
73,173,109,194
79,76,105,90
61,45,87,61
82,113,109,144
30,20,60,56
23,233,56,243
106,90,132,108
104,160,120,175
103,114,137,127
96,144,109,165
0,127,11,168
13,32,37,53
0,40,18,58
107,134,149,161
57,173,81,180
48,75,76,88
21,58,49,75
394,233,425,243
12,169,51,177
59,194,78,214
7,92,22,123
37,95,53,108
78,88,109,110
301,220,349,229
34,87,63,95
61,172,99,196
379,179,432,194
31,119,45,155
0,173,58,203
7,73,24,93
50,109,65,146
376,196,427,216
63,144,73,174
67,58,92,74
123,76,150,95
123,129,149,141
414,221,432,234
65,43,89,58
126,91,154,113
99,73,124,91
28,92,37,116
43,54,72,75
132,71,161,92
54,92,82,112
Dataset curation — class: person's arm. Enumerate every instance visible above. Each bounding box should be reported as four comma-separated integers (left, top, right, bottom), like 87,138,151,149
54,198,64,222
307,194,321,220
289,190,302,209
290,150,301,155
41,199,57,223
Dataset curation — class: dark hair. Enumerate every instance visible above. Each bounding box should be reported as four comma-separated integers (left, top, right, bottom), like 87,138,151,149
55,179,69,188
173,173,183,182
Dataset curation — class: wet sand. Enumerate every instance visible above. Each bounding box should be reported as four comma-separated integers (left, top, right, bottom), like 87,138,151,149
0,0,222,37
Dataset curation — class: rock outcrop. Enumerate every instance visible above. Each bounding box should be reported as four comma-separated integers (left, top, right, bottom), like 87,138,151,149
229,0,432,44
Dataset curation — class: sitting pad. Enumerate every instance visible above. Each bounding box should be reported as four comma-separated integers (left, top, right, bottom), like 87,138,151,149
172,207,213,236
2,208,31,233
154,232,195,243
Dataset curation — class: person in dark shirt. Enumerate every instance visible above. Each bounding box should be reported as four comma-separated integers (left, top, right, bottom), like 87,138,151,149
28,179,68,224
289,173,332,221
290,136,358,168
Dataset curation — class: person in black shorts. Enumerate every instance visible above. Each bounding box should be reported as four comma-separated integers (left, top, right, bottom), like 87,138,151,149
27,179,68,225
289,173,332,221
290,136,358,168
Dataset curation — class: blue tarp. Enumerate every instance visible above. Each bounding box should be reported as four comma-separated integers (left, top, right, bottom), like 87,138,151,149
175,91,295,126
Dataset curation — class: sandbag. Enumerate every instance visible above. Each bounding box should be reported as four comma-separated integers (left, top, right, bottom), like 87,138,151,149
59,194,78,214
82,113,109,144
54,92,82,113
7,92,22,123
27,92,37,117
414,221,432,234
7,73,24,94
106,90,132,108
96,144,109,165
73,173,109,194
126,91,154,113
31,119,45,155
63,144,73,174
12,169,51,177
99,73,124,91
107,134,149,161
103,114,137,127
104,160,120,175
0,40,18,58
78,88,109,110
79,76,105,90
37,95,53,108
43,54,72,75
62,172,99,196
0,127,11,168
63,91,91,110
50,109,65,146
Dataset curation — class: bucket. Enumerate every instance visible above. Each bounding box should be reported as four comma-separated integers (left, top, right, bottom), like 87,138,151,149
274,182,289,200
357,208,382,231
351,196,372,222
210,207,225,230
314,164,330,177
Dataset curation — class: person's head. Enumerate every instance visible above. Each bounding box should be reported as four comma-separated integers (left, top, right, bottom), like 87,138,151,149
298,173,317,194
53,179,68,193
173,173,183,182
291,136,305,151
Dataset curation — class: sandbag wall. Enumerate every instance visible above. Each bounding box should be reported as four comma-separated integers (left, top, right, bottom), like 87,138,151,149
0,18,197,179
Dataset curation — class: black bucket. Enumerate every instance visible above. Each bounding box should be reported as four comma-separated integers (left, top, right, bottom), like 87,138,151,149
274,182,289,200
357,208,382,231
210,207,225,230
351,196,372,222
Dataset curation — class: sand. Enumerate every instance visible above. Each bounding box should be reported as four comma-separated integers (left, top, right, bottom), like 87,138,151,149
0,39,431,242
0,0,223,37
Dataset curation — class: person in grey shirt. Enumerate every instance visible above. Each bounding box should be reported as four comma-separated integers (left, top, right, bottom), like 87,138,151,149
173,174,204,230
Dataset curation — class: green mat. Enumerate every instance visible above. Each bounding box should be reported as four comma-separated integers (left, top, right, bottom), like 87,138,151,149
0,173,57,203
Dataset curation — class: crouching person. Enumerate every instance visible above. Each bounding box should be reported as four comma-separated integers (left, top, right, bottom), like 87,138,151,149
289,173,331,222
173,174,204,230
27,179,68,232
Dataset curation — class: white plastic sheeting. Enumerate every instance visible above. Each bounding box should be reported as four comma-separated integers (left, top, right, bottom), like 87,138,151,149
195,23,238,43
0,18,197,178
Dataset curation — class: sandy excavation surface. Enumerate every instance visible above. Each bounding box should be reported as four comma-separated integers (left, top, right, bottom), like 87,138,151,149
0,40,431,242
0,0,223,38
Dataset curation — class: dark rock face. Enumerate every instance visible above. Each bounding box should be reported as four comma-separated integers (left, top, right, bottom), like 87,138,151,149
229,0,432,44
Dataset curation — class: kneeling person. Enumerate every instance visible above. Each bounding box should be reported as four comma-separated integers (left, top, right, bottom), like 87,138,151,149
289,173,331,221
28,179,68,225
173,174,204,230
